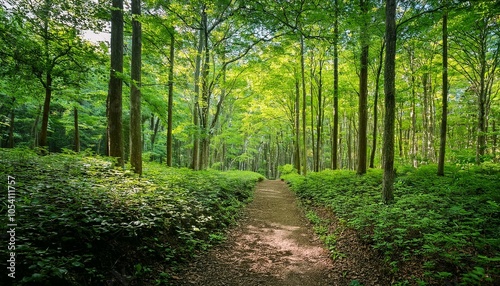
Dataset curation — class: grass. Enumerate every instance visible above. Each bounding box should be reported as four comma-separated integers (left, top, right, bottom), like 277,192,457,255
0,148,264,285
282,164,500,285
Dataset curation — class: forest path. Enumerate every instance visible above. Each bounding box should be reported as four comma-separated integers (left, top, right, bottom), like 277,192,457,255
173,180,339,285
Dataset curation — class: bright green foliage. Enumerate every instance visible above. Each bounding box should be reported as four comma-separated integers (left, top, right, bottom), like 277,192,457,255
0,148,263,285
284,166,500,285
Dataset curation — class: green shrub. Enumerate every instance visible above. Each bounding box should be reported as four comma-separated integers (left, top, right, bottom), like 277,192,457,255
285,165,500,285
278,164,298,176
0,148,262,285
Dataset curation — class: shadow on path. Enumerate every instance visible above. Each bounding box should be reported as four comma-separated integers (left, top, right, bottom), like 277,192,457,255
173,180,336,286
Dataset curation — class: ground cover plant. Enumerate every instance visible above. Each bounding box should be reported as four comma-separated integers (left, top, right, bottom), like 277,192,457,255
0,148,263,285
282,164,500,285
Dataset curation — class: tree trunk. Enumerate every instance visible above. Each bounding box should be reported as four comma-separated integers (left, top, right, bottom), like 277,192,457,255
107,0,124,167
150,115,160,150
199,8,211,170
73,106,80,152
294,73,301,174
191,13,205,170
370,40,384,168
437,6,448,176
315,59,323,172
357,0,369,175
167,30,175,167
39,73,52,149
130,0,142,174
332,0,339,170
32,105,42,148
300,33,307,175
382,0,396,204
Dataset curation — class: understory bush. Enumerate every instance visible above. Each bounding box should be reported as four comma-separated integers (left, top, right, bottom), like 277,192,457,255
0,148,264,285
284,165,500,285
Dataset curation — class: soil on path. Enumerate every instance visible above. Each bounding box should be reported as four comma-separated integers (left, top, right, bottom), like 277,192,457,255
173,180,388,286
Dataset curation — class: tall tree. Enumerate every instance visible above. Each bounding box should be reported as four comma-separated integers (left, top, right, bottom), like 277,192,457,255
300,32,307,175
166,29,175,167
357,0,369,175
382,0,396,204
107,0,124,167
437,3,448,176
2,0,98,150
130,0,142,174
331,0,340,170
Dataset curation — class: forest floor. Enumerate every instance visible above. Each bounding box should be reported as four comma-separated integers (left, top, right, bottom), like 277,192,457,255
172,180,391,286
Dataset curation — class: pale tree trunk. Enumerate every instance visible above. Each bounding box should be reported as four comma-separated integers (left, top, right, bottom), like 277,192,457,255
437,6,448,176
130,0,142,174
382,0,396,204
39,73,52,149
294,74,301,174
191,18,204,170
166,30,175,167
300,33,307,175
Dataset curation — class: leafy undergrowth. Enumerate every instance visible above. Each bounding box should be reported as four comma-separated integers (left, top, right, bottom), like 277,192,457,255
0,148,264,286
282,164,500,285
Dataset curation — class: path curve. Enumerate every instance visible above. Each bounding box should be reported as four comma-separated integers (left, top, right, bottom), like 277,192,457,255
173,180,337,285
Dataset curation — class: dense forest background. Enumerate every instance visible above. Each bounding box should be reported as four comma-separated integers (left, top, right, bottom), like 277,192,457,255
1,0,499,179
1,1,500,285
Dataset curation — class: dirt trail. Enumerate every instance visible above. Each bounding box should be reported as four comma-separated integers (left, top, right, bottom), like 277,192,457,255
173,180,337,285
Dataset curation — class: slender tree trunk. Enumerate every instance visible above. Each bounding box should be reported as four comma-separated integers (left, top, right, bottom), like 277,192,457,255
477,59,487,164
300,33,307,175
167,30,175,167
357,0,369,175
294,74,301,173
74,106,80,152
150,115,160,150
39,73,52,149
191,17,204,170
437,6,448,176
382,0,396,204
107,0,124,167
32,105,42,148
422,72,430,161
370,40,384,168
200,9,211,170
332,0,339,170
315,59,323,172
130,0,142,174
310,56,316,172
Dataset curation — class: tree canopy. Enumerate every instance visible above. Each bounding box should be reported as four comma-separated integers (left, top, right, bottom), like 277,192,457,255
1,0,499,187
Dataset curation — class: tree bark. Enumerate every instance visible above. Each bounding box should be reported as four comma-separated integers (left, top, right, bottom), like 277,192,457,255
357,0,369,175
315,59,323,172
191,16,204,170
300,33,307,175
382,0,396,204
130,0,142,174
437,6,448,176
332,0,339,170
39,72,52,149
370,40,384,168
294,73,301,174
167,30,175,167
107,0,124,167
